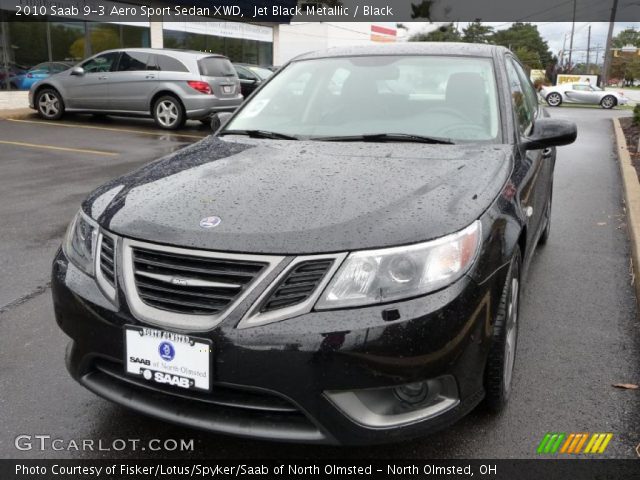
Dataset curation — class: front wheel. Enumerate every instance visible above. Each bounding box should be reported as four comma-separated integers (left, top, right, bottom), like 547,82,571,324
36,88,65,120
484,246,522,412
546,92,562,107
600,95,616,109
152,95,185,130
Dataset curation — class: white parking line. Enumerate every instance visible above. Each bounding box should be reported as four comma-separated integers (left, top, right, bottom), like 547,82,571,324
0,140,118,157
6,118,207,140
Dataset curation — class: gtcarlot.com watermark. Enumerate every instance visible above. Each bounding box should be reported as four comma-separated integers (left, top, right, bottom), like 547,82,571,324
15,435,194,452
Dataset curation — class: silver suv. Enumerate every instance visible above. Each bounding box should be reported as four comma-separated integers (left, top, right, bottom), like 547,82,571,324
29,48,243,130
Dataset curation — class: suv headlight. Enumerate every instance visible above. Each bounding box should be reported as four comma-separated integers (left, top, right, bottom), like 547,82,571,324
316,221,481,309
62,210,98,276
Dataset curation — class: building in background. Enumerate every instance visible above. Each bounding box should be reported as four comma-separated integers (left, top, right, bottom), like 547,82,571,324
274,22,396,66
0,0,275,89
1,0,397,90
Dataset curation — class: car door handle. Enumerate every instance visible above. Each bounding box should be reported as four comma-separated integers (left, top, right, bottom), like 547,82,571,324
145,74,156,79
98,76,107,80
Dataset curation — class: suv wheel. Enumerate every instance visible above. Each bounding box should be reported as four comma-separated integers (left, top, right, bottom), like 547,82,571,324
484,246,521,412
36,88,64,120
153,96,185,130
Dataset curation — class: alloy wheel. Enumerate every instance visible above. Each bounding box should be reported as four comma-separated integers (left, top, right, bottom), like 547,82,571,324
156,100,179,128
547,93,561,106
601,96,615,109
38,92,60,117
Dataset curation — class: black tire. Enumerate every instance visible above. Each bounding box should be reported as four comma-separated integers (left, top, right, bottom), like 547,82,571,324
199,118,211,126
538,191,552,246
484,246,522,412
600,95,616,109
152,95,185,130
35,88,65,120
545,92,562,107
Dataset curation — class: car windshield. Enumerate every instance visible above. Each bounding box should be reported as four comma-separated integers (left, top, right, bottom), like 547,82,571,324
225,55,500,142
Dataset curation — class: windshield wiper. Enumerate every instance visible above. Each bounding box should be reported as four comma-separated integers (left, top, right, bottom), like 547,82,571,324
219,129,299,140
313,133,455,144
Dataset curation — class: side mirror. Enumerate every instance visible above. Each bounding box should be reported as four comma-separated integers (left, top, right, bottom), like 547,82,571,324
70,67,85,76
523,118,577,150
210,111,234,132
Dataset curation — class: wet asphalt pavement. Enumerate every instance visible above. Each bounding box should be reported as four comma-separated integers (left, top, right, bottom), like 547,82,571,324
0,109,638,459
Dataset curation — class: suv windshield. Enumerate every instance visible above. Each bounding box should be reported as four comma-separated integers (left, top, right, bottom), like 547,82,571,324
225,55,500,142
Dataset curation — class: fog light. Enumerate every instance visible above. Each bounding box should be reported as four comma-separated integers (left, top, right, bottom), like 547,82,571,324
394,381,429,404
324,375,459,428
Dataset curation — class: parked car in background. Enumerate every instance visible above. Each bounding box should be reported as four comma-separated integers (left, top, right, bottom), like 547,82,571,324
19,62,73,90
52,43,577,445
541,83,628,109
0,63,27,90
29,48,242,129
233,63,273,96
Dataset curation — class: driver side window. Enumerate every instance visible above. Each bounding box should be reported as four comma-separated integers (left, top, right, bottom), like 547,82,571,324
81,52,119,74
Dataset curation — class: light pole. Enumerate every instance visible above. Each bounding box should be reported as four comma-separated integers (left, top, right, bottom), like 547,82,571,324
601,0,619,88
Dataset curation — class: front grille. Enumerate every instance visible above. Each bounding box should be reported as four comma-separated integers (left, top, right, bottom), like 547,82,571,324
261,259,334,312
131,247,267,315
100,235,116,287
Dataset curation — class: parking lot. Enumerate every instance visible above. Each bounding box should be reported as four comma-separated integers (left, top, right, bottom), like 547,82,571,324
0,108,638,459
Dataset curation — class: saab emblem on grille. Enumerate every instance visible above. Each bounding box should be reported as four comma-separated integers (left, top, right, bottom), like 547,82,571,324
171,277,189,286
200,216,222,229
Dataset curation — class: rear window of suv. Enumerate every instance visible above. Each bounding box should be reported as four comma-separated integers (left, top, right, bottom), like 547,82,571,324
199,57,236,77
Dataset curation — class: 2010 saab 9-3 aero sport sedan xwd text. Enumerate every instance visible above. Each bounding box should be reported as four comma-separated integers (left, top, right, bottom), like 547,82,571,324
52,43,576,445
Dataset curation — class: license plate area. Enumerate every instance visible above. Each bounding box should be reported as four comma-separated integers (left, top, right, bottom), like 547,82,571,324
124,326,211,392
222,85,232,93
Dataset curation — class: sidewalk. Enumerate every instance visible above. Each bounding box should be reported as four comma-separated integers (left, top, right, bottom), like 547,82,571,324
0,91,31,118
0,91,29,110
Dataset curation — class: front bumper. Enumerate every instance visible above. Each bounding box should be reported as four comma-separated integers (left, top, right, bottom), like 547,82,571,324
52,247,508,445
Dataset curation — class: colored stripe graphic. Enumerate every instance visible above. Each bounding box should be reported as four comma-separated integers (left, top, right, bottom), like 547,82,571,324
537,433,565,454
371,25,397,36
538,433,613,454
584,433,613,454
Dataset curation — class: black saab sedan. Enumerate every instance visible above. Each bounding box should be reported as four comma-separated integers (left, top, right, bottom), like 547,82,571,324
52,43,576,445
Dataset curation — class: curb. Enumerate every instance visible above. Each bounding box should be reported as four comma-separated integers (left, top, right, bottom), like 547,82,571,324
613,117,640,305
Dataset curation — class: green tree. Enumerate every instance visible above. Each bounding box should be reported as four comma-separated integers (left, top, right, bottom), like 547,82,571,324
409,23,461,42
491,23,554,69
611,55,640,84
514,47,542,70
612,28,640,48
462,20,493,44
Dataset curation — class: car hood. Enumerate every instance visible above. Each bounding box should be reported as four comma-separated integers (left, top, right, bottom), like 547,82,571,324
85,136,511,254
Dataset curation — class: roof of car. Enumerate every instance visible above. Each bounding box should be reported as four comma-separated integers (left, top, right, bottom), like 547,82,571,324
96,48,228,59
293,42,509,61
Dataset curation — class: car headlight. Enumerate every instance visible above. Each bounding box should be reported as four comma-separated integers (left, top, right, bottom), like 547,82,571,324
316,221,481,309
62,210,98,276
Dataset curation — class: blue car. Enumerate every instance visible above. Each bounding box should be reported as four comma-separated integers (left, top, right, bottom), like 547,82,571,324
19,62,73,90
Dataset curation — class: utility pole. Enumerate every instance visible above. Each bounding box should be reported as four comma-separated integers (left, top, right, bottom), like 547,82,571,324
586,25,592,74
561,33,568,70
568,0,577,71
602,0,619,87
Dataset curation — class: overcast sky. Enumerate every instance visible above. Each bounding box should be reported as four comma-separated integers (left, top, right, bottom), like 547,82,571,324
401,22,640,64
